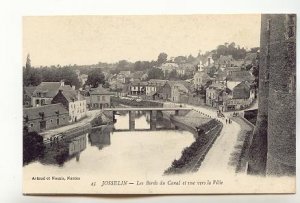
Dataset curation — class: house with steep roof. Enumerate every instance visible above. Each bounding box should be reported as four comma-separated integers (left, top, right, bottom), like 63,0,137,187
216,55,234,68
31,81,73,107
23,103,69,133
145,79,167,96
224,81,255,111
51,88,87,122
193,71,212,89
206,83,226,108
168,80,192,103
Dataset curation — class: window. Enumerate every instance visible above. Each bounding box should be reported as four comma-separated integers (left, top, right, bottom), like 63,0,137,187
50,119,53,123
102,96,106,101
97,96,100,102
30,123,34,127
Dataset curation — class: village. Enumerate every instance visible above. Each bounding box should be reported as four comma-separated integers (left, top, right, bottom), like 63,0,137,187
23,45,259,134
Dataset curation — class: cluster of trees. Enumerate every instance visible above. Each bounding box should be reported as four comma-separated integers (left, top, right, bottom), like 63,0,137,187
23,55,81,88
212,42,248,60
85,68,105,88
23,54,107,88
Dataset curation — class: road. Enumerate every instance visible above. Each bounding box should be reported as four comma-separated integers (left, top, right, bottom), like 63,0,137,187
40,110,101,139
164,101,243,174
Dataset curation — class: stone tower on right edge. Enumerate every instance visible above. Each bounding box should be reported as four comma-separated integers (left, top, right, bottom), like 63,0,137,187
248,14,296,176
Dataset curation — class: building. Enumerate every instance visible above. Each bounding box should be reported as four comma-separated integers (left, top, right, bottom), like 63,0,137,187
31,81,72,107
216,55,234,68
158,63,179,77
151,82,172,101
248,14,296,176
224,81,255,111
169,81,192,103
176,63,194,76
51,89,87,123
244,52,258,67
206,83,226,108
86,86,114,109
129,81,147,95
193,71,212,89
226,70,254,82
23,86,36,107
129,71,145,82
23,103,69,133
145,79,167,96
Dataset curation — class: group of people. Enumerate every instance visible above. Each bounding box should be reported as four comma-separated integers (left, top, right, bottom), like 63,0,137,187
225,118,232,124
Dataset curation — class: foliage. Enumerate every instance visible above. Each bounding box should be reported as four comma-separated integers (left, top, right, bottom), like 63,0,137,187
213,42,247,60
147,67,164,80
85,68,105,88
133,61,155,71
157,52,168,65
23,64,81,88
23,130,45,165
167,69,178,80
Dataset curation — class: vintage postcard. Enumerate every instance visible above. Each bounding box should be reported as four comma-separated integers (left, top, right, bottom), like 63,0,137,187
22,14,296,194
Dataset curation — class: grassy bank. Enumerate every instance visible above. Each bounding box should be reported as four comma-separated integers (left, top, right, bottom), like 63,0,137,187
164,122,223,175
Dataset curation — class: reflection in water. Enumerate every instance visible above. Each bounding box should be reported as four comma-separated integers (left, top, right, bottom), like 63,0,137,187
114,111,169,130
24,111,194,177
40,134,87,166
88,126,112,150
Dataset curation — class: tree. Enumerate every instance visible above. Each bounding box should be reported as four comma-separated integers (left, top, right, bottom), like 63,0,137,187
167,69,179,80
174,56,187,64
157,52,168,65
85,69,105,88
23,130,45,165
147,68,164,80
25,54,31,70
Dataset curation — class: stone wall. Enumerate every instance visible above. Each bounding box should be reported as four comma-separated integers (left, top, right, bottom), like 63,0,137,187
247,14,296,176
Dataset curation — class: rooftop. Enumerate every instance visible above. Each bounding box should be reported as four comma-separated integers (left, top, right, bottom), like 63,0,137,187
24,103,68,121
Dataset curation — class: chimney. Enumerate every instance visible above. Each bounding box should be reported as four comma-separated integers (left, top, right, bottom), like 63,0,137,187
60,80,65,87
72,85,76,90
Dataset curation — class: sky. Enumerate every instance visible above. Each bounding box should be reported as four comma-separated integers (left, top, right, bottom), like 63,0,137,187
23,15,261,67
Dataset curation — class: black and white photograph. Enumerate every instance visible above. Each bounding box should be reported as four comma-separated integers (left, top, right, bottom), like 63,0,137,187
20,13,296,194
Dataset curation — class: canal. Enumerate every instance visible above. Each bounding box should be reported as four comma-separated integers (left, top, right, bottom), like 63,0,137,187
23,111,195,177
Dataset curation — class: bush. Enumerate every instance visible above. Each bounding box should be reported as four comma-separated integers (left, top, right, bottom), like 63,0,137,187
23,131,45,165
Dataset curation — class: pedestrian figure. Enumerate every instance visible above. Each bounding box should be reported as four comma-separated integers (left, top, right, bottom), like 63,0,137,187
226,119,228,124
229,118,231,124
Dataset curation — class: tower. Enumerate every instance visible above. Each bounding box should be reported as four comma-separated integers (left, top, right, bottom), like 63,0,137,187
248,14,296,176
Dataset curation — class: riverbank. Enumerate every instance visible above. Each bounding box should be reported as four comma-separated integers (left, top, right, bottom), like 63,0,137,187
41,110,113,144
164,122,223,175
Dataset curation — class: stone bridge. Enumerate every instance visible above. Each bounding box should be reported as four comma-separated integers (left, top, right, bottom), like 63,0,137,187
103,107,192,130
